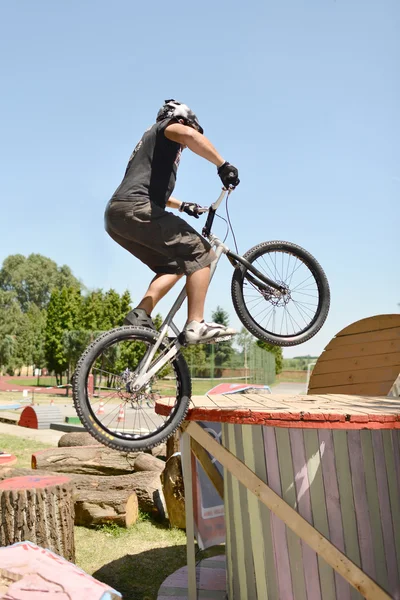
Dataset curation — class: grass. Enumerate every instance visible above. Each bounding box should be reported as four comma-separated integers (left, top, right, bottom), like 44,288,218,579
276,370,307,383
0,433,51,468
7,376,59,388
0,432,225,599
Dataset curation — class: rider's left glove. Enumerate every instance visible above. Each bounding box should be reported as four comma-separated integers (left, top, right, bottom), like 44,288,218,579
179,202,200,219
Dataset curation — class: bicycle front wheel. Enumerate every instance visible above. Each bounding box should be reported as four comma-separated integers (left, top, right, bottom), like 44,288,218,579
72,326,191,451
231,241,330,346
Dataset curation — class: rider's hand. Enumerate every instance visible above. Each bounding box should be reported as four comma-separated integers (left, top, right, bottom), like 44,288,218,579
179,202,201,218
218,162,240,188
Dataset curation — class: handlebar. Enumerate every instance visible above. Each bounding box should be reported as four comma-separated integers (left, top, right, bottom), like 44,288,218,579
197,187,233,215
200,187,233,238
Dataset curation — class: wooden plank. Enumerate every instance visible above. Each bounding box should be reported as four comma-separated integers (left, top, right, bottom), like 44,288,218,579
311,366,400,389
309,381,397,396
347,432,376,580
383,432,400,572
318,430,351,600
275,428,308,600
180,432,197,600
190,438,224,499
372,431,400,595
317,339,400,361
289,429,322,600
233,426,258,600
251,426,279,600
304,430,336,600
186,422,392,600
313,353,400,376
242,425,270,600
335,315,400,337
323,327,400,348
330,431,363,600
226,424,248,600
221,425,234,600
360,431,387,589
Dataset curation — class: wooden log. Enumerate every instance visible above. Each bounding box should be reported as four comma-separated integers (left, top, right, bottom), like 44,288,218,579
162,453,186,529
0,468,167,518
32,445,165,475
75,489,138,527
58,432,101,447
0,475,75,561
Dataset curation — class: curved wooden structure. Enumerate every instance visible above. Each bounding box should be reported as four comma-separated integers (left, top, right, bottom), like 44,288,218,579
18,405,64,429
157,392,400,600
308,314,400,396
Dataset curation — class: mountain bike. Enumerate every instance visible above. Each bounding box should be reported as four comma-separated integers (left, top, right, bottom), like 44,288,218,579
72,189,330,451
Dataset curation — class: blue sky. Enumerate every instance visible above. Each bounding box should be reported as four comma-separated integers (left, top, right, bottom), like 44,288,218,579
0,0,398,358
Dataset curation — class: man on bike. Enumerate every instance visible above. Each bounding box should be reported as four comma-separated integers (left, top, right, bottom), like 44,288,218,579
105,99,240,344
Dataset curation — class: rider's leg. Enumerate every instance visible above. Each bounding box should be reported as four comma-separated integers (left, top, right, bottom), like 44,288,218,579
186,265,211,322
137,272,183,315
184,265,237,343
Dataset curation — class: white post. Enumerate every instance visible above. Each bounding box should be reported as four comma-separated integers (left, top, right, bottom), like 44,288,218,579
181,431,197,600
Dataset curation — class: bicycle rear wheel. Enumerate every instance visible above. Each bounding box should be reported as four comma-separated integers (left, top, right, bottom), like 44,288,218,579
231,241,330,346
72,326,191,451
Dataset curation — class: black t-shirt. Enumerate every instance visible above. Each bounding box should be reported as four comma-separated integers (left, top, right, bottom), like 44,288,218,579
111,119,181,208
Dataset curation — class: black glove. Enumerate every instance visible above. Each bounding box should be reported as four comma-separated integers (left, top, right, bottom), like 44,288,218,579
218,161,240,188
179,202,200,218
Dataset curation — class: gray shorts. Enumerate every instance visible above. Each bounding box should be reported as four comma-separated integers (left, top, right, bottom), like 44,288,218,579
104,198,216,276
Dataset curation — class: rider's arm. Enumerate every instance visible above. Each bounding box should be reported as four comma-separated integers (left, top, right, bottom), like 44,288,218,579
164,123,225,168
166,196,181,209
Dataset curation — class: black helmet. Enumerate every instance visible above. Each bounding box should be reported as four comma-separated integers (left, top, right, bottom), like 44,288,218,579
156,99,204,134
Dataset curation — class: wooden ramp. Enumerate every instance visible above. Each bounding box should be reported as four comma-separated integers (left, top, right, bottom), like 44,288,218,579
308,314,400,396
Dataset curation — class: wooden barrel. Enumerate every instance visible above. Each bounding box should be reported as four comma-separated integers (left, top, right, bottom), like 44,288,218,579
157,393,400,599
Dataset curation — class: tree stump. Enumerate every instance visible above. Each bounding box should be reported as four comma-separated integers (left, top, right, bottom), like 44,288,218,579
75,489,138,527
0,475,75,561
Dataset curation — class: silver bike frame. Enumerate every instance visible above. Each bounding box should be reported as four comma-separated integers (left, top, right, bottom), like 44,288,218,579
132,189,230,390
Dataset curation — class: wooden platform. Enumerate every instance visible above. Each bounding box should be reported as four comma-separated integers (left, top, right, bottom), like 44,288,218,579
156,393,400,429
157,555,226,599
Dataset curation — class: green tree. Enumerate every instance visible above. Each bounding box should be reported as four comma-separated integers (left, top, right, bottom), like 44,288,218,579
44,287,82,384
0,253,81,311
81,290,104,332
256,340,283,374
0,290,23,374
206,306,234,368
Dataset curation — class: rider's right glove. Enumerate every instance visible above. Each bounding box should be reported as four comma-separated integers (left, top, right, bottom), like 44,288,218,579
217,162,240,188
179,202,201,218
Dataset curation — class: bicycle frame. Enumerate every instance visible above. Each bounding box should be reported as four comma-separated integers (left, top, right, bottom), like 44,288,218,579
131,189,286,391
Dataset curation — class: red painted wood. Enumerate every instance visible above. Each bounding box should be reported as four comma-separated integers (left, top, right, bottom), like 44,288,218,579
0,475,70,491
156,393,400,430
18,406,38,428
0,453,17,467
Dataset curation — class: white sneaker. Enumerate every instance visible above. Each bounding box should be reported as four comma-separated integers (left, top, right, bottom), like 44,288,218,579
183,320,237,344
